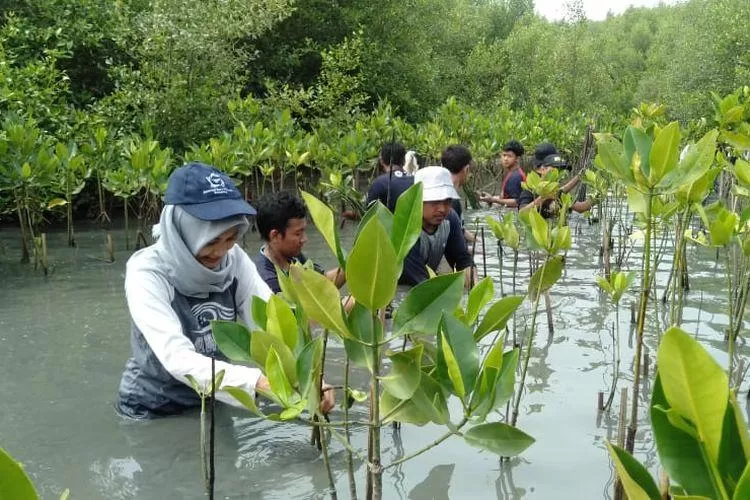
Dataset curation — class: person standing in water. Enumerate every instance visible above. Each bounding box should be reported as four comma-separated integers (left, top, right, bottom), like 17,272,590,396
116,162,334,419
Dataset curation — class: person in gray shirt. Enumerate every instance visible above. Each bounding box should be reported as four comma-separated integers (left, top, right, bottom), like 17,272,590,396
116,162,334,419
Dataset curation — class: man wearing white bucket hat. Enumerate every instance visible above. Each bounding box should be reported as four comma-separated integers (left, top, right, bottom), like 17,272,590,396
400,166,476,287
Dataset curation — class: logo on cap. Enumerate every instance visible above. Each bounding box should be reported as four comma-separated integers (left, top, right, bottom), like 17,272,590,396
203,173,230,196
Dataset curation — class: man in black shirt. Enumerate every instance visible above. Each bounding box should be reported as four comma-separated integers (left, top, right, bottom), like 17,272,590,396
366,142,414,212
519,143,595,217
440,144,476,244
400,166,476,287
254,192,346,293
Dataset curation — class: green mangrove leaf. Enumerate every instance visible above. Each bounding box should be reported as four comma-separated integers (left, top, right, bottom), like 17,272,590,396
437,315,479,399
393,272,464,336
519,206,549,250
300,190,346,268
250,329,297,385
276,267,298,303
358,201,394,240
721,131,750,151
528,256,564,301
266,295,298,351
651,374,719,498
381,344,423,400
718,392,750,495
658,327,728,463
391,182,423,264
296,337,323,401
347,387,367,403
494,349,519,409
251,295,268,330
380,390,430,426
627,186,649,214
266,347,294,407
289,264,352,339
463,422,535,457
501,213,520,250
280,401,305,421
224,386,263,417
605,442,661,500
649,121,681,187
441,334,466,398
734,464,750,500
474,295,524,341
347,216,398,311
469,338,507,421
185,374,203,396
653,405,698,438
550,226,571,254
485,216,504,241
466,277,494,325
212,320,252,363
344,302,381,372
734,158,750,187
596,276,614,296
696,202,738,247
624,126,652,183
410,373,450,425
663,130,718,193
595,135,634,185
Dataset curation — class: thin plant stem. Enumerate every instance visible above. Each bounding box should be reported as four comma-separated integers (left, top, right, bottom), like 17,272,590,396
368,313,383,500
626,190,653,454
343,358,357,499
604,307,621,411
726,249,737,382
383,418,469,470
316,410,339,500
511,257,548,427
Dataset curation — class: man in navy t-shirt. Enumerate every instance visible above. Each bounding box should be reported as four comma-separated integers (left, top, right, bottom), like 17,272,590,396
254,192,346,293
440,144,476,244
400,167,476,287
366,142,414,212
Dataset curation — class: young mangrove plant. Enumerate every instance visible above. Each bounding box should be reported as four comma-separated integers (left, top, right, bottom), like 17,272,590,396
595,271,635,411
209,183,534,500
510,201,571,427
607,327,750,500
594,119,718,453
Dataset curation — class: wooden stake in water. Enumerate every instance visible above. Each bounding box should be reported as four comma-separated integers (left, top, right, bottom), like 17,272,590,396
41,233,49,276
106,233,115,263
480,227,487,278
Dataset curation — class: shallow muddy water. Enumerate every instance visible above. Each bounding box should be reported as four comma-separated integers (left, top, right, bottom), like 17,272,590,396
0,207,747,499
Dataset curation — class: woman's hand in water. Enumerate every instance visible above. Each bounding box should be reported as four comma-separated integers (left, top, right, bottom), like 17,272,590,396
256,375,335,414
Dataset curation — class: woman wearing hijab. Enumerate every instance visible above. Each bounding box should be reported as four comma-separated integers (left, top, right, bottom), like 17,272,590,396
116,163,334,419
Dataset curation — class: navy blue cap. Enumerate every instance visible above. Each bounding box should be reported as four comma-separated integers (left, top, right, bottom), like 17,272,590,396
164,162,256,220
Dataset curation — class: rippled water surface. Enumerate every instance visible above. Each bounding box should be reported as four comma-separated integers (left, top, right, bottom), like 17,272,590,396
1,207,747,499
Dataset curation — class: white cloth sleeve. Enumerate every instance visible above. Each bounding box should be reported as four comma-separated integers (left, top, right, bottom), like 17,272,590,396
125,265,264,410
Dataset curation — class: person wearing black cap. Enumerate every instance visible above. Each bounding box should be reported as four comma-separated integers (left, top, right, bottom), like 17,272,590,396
479,140,526,208
115,162,335,419
518,143,595,217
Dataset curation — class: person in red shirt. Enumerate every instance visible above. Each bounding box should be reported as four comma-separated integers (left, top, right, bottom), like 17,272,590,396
479,140,526,208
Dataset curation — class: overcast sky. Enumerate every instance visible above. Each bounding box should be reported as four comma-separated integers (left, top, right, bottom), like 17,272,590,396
534,0,684,21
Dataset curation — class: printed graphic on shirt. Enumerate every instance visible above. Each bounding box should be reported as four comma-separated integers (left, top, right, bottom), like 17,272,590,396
190,301,235,353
